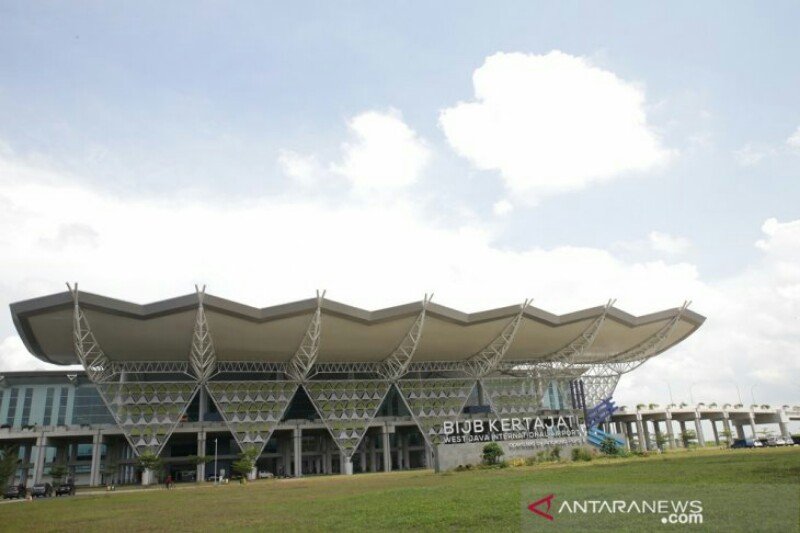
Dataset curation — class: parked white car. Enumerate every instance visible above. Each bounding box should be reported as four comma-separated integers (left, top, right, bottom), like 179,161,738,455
257,471,274,479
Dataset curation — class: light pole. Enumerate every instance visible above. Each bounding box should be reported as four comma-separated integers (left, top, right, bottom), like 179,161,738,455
733,382,743,405
214,438,218,485
664,381,674,405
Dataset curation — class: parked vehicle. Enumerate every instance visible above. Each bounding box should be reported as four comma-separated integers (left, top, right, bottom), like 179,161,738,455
55,482,76,496
753,439,764,447
30,483,53,498
257,471,274,479
205,475,223,482
730,439,753,449
3,485,28,499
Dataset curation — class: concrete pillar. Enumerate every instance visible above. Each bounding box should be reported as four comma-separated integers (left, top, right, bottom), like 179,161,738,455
735,424,745,440
293,427,302,478
368,436,377,472
778,409,789,437
624,422,634,450
635,415,648,451
665,416,675,449
694,413,706,447
679,421,687,446
142,468,155,486
748,413,757,439
723,415,733,445
33,435,48,484
19,444,32,486
382,427,392,472
653,421,662,450
89,433,102,487
282,437,291,477
197,431,206,482
343,456,353,475
402,434,410,469
359,449,367,472
711,421,720,445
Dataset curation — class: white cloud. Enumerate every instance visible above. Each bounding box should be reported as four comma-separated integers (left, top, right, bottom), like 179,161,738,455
331,109,430,193
439,51,673,201
648,231,691,256
733,142,775,166
277,150,322,187
492,199,514,216
787,126,800,150
0,149,797,410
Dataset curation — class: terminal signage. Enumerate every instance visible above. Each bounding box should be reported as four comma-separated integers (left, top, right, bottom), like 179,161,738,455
441,415,584,445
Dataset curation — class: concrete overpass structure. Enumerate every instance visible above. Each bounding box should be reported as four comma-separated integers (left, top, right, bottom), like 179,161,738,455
609,404,800,451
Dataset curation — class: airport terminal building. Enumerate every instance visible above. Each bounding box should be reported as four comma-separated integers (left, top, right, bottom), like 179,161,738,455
0,287,703,486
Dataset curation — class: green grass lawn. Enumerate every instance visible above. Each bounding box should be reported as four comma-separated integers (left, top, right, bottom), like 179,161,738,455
2,447,798,532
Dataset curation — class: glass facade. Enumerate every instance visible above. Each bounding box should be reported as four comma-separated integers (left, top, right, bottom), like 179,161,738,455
19,388,34,426
56,387,69,426
71,386,114,426
43,387,55,426
5,388,18,425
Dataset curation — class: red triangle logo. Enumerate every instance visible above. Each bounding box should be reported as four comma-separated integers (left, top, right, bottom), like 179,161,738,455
528,493,555,521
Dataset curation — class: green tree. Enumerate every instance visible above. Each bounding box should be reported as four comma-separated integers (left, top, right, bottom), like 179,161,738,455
137,451,162,473
720,429,733,448
599,437,620,456
0,445,20,487
49,463,69,484
231,448,260,483
481,442,504,465
680,429,697,448
655,433,669,451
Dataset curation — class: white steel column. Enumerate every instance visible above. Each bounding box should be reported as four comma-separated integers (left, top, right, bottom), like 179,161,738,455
89,432,102,487
382,426,392,472
197,430,206,482
293,427,303,477
33,435,48,484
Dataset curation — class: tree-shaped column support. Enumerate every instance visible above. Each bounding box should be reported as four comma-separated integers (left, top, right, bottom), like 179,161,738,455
396,379,477,448
480,377,544,418
96,382,199,456
304,380,392,470
205,381,298,455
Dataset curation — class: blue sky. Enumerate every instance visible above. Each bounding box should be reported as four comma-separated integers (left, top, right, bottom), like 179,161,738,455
0,2,798,409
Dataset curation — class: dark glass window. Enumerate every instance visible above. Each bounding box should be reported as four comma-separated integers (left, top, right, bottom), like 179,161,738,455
43,387,55,426
5,388,19,425
72,386,114,426
20,388,33,426
56,387,69,426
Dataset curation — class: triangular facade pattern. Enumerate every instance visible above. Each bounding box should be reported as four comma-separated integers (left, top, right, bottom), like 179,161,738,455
96,382,199,456
396,379,477,446
206,381,298,454
481,377,543,417
304,380,391,457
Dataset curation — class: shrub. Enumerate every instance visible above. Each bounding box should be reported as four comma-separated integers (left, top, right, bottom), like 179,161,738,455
549,445,561,461
599,437,620,456
508,457,525,467
482,442,504,465
571,447,593,462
